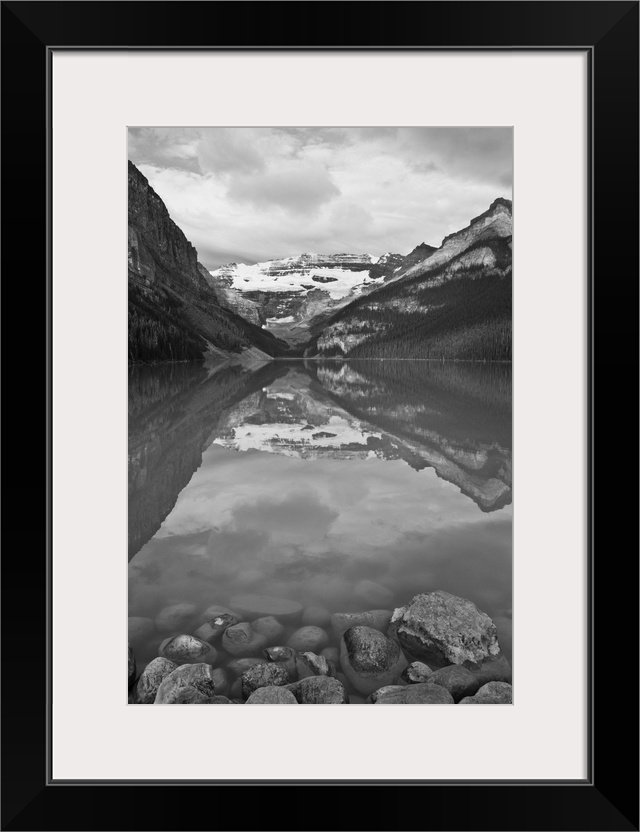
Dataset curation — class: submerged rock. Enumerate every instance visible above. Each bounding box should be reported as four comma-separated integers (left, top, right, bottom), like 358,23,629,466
229,594,303,621
135,657,178,704
389,591,505,671
375,683,454,704
340,626,408,695
193,614,238,644
154,663,218,704
401,661,434,684
155,603,197,634
301,606,332,627
160,634,216,665
222,622,268,657
251,616,285,643
459,681,513,704
287,625,329,653
295,652,331,679
241,663,291,698
354,579,394,608
331,610,392,640
286,675,348,704
246,686,298,704
128,643,136,688
430,665,480,703
128,616,155,644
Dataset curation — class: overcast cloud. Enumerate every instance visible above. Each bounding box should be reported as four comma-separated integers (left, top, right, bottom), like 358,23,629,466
128,127,512,269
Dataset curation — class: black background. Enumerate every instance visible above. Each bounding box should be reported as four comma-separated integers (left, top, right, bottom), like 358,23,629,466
1,2,638,830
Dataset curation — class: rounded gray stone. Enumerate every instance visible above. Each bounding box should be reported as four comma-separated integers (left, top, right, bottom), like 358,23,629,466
340,625,408,696
375,683,454,704
459,681,513,704
401,661,434,684
154,663,218,704
222,622,268,657
241,662,291,699
286,675,348,704
287,626,329,653
246,686,298,704
160,634,216,665
135,657,178,704
430,665,480,703
251,616,285,643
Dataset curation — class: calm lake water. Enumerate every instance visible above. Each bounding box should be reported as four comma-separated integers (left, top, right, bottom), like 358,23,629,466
128,359,512,693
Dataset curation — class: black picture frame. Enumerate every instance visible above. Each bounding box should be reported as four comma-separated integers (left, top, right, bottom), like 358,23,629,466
2,2,638,830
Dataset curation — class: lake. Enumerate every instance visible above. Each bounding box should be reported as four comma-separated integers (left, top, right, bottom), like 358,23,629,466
128,359,512,699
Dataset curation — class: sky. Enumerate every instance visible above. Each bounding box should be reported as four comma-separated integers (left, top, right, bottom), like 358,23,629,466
128,127,512,269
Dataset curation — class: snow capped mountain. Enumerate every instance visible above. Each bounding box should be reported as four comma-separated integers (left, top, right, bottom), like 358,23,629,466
208,252,384,299
205,252,402,343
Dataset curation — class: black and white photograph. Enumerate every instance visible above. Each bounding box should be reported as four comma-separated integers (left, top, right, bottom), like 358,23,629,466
127,126,513,706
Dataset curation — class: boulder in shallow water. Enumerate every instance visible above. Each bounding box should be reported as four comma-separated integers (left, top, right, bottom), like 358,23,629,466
135,657,178,704
459,681,513,704
251,616,285,643
128,643,136,688
331,610,392,640
295,651,331,679
401,661,434,684
354,579,394,608
160,634,216,665
389,591,504,670
246,686,298,704
229,594,303,621
222,622,268,657
340,626,408,696
154,663,218,704
375,683,454,704
241,663,291,698
286,675,348,704
155,603,197,634
301,606,332,628
193,614,238,644
287,625,329,653
430,665,480,702
128,616,155,645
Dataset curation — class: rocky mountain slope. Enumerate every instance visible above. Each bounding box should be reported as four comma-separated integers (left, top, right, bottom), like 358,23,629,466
206,252,405,344
128,161,287,363
305,198,512,360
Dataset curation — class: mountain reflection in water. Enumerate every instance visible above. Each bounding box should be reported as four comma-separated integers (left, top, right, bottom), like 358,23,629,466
128,359,512,668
